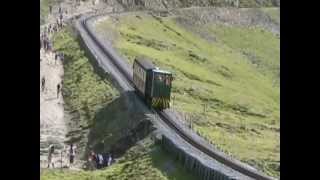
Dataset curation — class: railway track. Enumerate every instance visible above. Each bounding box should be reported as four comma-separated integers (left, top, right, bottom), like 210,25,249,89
77,12,276,180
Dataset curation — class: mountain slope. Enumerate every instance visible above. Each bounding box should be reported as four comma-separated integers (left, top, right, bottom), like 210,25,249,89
95,7,280,178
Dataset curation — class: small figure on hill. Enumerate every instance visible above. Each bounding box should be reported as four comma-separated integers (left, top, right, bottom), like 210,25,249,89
68,144,76,167
41,77,46,92
57,83,61,98
59,5,62,14
97,153,103,169
47,144,55,168
60,13,63,21
47,41,52,53
56,19,59,29
88,150,97,170
60,52,64,61
49,5,52,14
107,154,112,166
55,52,59,64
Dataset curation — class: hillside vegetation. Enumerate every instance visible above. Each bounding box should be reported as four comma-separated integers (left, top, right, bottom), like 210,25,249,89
44,27,199,180
95,7,280,178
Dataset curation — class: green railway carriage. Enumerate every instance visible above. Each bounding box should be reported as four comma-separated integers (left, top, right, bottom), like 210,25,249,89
133,57,172,110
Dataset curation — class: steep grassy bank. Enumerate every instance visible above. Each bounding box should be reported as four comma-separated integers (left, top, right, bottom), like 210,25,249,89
52,27,120,156
95,8,279,178
46,27,199,180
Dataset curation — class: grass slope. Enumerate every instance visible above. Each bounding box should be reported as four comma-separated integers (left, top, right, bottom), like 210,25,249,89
48,27,199,180
53,27,119,128
41,138,198,180
95,9,280,178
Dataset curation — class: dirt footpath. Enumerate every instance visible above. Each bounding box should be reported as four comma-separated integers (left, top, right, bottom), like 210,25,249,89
40,0,114,170
40,46,69,168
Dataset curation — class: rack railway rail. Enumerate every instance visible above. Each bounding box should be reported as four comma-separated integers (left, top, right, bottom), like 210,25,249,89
76,12,276,180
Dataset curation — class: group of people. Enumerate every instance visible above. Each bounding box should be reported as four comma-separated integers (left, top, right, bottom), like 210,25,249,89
40,33,52,52
41,76,62,99
40,3,67,51
88,150,114,170
47,144,76,168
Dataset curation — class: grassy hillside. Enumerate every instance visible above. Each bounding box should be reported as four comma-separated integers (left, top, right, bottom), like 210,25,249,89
53,28,119,126
95,8,279,178
41,137,198,180
52,27,120,157
48,27,199,180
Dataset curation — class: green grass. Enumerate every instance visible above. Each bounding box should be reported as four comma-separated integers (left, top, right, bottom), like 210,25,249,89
52,27,120,152
95,9,279,178
41,138,198,180
261,8,280,24
49,27,200,180
52,27,119,126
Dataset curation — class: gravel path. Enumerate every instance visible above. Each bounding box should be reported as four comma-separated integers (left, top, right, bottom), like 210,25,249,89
40,46,68,168
40,0,107,170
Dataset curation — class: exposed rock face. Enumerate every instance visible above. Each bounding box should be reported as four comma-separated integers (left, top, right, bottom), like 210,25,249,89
107,0,279,11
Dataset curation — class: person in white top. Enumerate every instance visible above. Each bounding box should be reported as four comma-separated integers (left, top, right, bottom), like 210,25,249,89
47,144,55,168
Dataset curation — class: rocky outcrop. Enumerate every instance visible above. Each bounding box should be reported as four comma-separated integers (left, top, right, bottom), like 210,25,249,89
106,0,279,11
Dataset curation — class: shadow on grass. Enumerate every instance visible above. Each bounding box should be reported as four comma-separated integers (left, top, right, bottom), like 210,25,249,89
84,91,156,158
75,32,157,158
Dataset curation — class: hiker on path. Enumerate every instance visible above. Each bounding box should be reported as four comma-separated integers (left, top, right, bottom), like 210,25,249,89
59,5,62,14
68,144,76,167
47,41,51,53
57,83,61,98
60,52,64,62
56,19,59,30
88,150,97,170
55,52,59,65
41,77,46,92
107,154,112,166
60,12,63,21
47,145,55,168
97,153,103,169
49,5,52,14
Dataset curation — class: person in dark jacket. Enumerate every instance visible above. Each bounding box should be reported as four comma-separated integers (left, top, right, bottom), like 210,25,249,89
69,144,76,167
57,83,61,98
41,77,46,92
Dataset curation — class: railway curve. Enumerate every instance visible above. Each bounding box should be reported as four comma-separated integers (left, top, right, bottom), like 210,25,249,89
75,12,276,180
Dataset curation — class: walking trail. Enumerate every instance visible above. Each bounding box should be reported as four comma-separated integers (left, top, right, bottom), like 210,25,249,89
40,0,113,170
40,43,69,168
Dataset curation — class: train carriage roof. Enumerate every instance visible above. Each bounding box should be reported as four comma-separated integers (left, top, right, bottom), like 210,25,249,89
153,68,172,74
134,57,155,70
